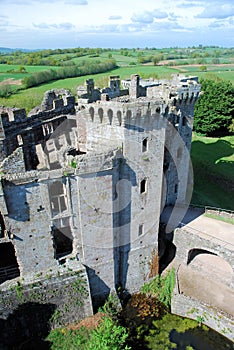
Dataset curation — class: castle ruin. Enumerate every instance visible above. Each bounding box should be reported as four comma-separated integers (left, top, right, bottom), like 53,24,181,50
0,74,200,315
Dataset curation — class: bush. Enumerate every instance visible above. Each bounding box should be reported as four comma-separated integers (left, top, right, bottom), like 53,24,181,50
194,78,234,136
141,268,175,309
47,316,130,350
0,84,13,98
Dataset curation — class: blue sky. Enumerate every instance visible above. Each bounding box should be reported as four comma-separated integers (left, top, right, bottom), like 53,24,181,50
0,0,234,49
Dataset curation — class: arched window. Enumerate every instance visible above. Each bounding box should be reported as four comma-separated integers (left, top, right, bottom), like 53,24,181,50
117,111,122,126
156,107,161,114
98,108,104,123
89,107,94,121
126,110,132,118
107,109,113,125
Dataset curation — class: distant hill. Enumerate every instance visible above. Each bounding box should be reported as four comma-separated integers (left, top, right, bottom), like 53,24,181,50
0,47,35,54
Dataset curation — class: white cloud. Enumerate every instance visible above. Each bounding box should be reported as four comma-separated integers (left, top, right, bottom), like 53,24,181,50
33,22,75,30
196,4,234,19
108,15,122,20
0,0,234,48
151,9,168,19
131,11,154,24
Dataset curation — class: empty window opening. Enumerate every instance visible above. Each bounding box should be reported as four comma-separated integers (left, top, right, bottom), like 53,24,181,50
0,242,20,284
98,108,104,123
140,179,147,194
142,138,148,152
139,224,144,236
107,109,113,125
174,184,178,194
117,111,122,126
182,117,187,126
17,134,23,146
0,212,6,238
89,107,94,121
52,226,73,259
156,107,161,114
126,110,132,118
67,147,86,156
49,180,67,217
42,123,54,136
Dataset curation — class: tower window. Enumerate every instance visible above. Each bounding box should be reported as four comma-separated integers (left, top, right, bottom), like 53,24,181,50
142,138,148,152
139,224,144,236
140,179,147,194
174,184,178,193
182,117,187,126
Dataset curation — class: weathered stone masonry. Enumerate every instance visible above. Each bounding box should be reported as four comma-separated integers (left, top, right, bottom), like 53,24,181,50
0,75,200,318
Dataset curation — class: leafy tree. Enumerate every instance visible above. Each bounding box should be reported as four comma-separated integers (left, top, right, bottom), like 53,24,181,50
194,78,234,136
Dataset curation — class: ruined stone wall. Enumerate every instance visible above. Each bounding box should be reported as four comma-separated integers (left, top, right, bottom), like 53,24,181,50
0,270,93,347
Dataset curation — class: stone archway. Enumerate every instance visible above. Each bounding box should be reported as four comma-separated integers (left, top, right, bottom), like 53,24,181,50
178,250,234,315
187,249,233,286
187,248,217,265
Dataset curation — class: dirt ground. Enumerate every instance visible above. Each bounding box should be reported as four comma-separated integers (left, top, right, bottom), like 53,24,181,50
66,312,106,331
0,78,22,86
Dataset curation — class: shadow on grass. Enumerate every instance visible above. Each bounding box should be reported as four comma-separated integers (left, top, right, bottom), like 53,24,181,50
0,302,55,349
191,139,234,209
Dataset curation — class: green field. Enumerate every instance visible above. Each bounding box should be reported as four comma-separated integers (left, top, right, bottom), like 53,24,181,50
191,134,234,210
0,46,233,110
174,64,234,83
0,64,59,82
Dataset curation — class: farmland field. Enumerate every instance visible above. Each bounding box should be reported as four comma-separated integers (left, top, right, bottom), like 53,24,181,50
0,64,59,82
174,64,234,83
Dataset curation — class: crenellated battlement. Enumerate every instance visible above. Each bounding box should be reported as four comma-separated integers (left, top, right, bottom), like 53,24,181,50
0,95,75,136
84,99,167,128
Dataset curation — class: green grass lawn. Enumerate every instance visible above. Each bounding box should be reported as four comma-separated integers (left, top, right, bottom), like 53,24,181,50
191,134,234,210
175,65,234,84
0,64,60,82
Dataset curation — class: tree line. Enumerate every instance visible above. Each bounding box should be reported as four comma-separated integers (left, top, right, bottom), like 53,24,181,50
0,47,109,66
22,59,117,88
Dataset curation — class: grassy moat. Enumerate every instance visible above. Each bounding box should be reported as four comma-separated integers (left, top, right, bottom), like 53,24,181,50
47,271,233,349
46,305,233,350
191,134,234,210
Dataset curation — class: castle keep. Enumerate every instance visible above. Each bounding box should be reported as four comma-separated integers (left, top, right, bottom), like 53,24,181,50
0,74,200,311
